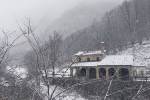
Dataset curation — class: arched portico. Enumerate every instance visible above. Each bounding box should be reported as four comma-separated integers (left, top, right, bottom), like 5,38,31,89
99,68,106,79
89,68,96,79
71,66,131,81
119,68,129,80
108,68,116,78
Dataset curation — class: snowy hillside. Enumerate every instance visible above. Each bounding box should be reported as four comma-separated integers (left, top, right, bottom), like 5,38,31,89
118,41,150,67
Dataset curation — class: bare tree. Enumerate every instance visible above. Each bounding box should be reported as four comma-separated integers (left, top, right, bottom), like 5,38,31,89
20,19,64,100
47,31,62,78
0,29,45,100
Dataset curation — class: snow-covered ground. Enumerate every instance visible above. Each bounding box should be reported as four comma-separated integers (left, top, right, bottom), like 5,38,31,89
41,83,86,100
57,94,86,100
6,65,27,78
6,65,86,100
118,40,150,67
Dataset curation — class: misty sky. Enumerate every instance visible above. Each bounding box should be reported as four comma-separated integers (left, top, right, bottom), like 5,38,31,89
0,0,124,30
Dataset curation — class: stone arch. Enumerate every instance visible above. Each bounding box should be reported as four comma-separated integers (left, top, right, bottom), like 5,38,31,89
89,68,96,79
119,68,129,80
80,68,86,77
99,68,106,79
108,68,116,77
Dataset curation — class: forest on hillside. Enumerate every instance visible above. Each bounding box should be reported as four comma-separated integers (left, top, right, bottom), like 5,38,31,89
64,0,150,57
24,0,150,70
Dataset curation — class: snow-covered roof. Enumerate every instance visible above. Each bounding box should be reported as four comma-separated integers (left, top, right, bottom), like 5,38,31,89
74,50,103,56
72,62,100,67
72,55,134,67
99,55,134,65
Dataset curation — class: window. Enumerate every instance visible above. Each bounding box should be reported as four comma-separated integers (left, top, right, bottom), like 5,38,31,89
78,57,81,62
80,68,86,77
133,71,137,77
140,71,144,76
97,57,100,61
87,58,90,62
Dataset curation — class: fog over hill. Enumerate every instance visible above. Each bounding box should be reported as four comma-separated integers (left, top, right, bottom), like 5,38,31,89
8,0,124,64
42,0,123,38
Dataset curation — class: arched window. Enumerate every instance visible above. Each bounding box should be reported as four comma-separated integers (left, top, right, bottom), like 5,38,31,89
89,68,96,79
108,68,115,77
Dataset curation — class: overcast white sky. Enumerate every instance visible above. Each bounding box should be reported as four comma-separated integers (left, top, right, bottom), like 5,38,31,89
0,0,124,30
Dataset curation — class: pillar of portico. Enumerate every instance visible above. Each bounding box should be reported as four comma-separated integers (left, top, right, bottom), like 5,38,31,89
96,67,99,79
128,67,132,80
106,68,109,80
116,68,120,80
70,68,73,77
86,68,89,79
